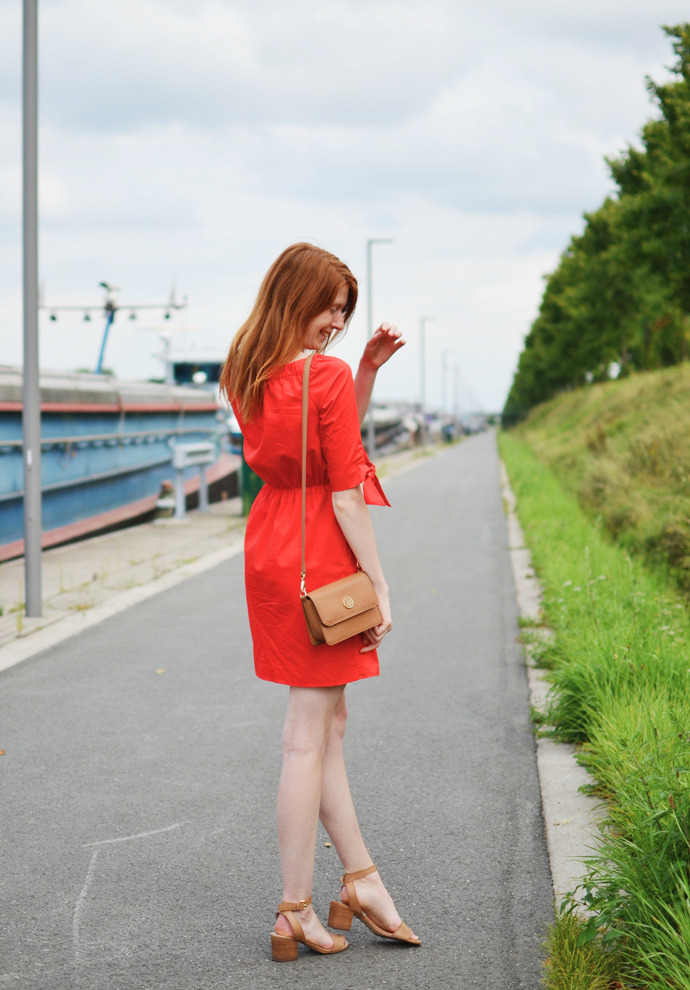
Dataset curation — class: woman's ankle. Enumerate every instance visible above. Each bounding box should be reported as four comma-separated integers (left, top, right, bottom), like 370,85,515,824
275,904,313,927
341,863,377,880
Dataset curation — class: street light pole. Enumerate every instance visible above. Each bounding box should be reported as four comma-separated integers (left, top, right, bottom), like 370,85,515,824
365,237,393,456
441,349,452,414
419,317,434,447
22,0,41,617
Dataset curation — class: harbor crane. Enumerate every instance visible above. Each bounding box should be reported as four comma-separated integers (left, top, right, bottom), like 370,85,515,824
39,280,187,374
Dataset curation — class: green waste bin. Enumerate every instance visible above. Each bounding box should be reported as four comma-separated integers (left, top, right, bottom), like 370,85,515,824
229,420,265,517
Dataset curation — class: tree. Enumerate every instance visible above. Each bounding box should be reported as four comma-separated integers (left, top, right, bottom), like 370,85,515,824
503,24,690,426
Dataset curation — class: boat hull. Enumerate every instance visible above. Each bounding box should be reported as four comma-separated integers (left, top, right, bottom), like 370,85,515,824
0,367,237,560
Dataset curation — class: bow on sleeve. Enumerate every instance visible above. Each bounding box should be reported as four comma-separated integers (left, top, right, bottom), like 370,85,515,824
362,458,391,507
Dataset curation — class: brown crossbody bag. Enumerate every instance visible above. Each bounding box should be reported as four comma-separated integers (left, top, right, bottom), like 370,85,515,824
299,354,382,647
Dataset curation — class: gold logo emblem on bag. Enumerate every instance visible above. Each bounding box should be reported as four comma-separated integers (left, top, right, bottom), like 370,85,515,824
343,596,354,609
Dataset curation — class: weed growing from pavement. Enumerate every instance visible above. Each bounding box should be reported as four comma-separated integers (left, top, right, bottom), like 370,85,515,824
500,431,690,989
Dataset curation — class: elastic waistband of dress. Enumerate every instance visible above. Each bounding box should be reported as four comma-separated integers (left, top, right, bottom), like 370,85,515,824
263,482,332,492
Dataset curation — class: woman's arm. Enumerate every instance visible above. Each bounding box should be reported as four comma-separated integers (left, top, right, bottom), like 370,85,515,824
332,486,391,653
354,323,406,427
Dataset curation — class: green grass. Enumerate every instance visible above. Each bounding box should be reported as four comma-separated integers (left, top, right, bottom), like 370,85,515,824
499,431,690,989
541,911,621,990
513,363,690,594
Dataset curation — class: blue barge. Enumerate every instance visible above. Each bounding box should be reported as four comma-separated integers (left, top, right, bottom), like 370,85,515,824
0,366,237,561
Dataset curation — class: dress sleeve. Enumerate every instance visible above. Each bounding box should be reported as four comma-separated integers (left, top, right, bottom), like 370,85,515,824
318,360,390,507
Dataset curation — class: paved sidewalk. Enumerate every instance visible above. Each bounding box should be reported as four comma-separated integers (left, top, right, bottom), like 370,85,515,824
0,432,552,989
0,498,246,650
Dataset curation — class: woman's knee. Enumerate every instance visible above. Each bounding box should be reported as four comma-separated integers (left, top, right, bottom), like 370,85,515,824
282,685,345,757
329,700,348,743
282,720,326,759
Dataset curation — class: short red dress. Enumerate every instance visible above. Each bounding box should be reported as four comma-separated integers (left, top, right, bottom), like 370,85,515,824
234,355,390,688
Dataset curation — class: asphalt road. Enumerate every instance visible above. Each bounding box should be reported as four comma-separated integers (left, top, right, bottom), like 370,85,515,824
0,430,553,989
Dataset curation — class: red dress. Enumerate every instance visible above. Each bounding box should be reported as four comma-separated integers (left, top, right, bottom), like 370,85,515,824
235,355,390,688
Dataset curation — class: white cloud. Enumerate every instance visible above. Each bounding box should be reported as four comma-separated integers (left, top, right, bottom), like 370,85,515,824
0,0,473,131
0,0,688,410
0,164,69,223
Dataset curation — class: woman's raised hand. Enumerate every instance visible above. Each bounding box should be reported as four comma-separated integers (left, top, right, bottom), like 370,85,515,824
362,323,405,370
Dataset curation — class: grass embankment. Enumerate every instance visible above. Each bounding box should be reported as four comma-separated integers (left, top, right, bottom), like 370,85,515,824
513,364,690,595
499,431,690,989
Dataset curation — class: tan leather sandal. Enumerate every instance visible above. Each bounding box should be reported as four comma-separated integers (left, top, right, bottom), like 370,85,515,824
328,865,421,946
271,896,349,961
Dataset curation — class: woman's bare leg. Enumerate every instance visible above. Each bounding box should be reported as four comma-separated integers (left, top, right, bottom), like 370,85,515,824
318,692,371,869
274,684,344,948
318,693,419,940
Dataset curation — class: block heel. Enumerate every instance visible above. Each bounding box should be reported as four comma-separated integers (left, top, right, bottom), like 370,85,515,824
271,933,299,961
271,896,349,960
328,899,354,930
336,865,421,946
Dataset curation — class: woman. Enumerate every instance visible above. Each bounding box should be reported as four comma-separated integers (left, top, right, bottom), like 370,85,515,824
220,243,420,960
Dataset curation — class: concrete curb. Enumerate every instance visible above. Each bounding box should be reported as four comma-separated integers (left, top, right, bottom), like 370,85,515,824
499,460,602,907
0,539,245,675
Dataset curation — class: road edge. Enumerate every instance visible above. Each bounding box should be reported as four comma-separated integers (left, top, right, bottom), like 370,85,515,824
499,458,602,908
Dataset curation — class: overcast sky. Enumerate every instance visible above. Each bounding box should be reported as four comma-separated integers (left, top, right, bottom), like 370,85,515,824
1,0,688,411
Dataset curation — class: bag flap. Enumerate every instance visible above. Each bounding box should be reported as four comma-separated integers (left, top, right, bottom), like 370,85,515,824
307,572,379,627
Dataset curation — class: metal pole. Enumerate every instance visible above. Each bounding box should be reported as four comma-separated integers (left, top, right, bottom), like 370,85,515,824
366,240,373,351
22,0,41,617
365,238,393,456
366,240,375,456
174,468,186,519
420,319,425,447
419,317,433,447
420,319,426,448
95,308,115,374
198,465,209,512
441,350,451,414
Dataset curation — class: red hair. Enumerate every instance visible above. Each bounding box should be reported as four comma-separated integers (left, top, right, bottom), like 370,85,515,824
219,243,358,420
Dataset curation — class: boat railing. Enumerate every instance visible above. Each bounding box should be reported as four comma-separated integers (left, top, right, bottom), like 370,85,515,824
0,425,220,452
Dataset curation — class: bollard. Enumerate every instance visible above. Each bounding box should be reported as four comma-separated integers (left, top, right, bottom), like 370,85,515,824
174,467,187,519
172,441,215,521
198,464,209,512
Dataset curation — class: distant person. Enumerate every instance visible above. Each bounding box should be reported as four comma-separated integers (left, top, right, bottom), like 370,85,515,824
220,243,420,961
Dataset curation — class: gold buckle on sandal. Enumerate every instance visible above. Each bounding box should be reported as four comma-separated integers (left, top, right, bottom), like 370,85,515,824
297,899,308,911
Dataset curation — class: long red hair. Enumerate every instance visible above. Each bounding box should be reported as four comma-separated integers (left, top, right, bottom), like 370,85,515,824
219,243,358,420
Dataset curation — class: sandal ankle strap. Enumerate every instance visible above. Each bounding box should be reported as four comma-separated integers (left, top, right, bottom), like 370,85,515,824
278,896,312,913
340,864,377,884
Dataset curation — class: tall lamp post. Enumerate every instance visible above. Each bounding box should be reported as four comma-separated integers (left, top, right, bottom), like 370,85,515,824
441,349,452,414
365,238,393,455
419,316,434,447
23,0,41,617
